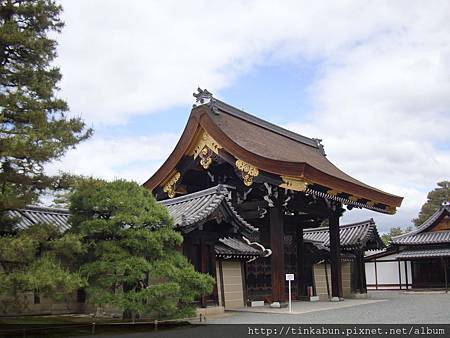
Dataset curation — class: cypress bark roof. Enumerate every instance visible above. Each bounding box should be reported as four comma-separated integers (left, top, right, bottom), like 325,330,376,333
144,90,403,213
303,219,385,250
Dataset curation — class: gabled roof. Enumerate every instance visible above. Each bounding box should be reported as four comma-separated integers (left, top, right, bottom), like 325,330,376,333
391,205,450,245
144,89,402,213
6,205,70,232
303,219,385,250
160,184,257,234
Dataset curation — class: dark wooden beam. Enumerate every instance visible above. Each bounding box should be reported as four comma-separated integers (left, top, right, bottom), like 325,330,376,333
329,212,342,299
269,205,285,303
442,257,448,293
404,261,409,290
287,200,331,218
238,200,269,210
285,214,320,224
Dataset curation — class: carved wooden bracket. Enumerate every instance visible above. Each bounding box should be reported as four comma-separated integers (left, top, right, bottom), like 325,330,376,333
236,159,259,186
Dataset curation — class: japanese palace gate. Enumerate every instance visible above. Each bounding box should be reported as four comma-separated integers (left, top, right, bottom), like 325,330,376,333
144,89,403,307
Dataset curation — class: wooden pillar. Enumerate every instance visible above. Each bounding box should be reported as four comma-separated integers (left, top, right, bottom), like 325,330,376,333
374,260,378,290
218,259,225,307
329,212,342,299
442,257,448,293
404,261,409,290
270,206,285,302
361,251,367,293
355,249,367,293
398,260,402,290
296,225,305,298
200,238,207,308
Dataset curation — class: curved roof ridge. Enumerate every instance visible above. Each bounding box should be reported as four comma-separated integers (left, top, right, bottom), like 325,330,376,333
304,218,374,233
160,184,233,206
160,184,257,233
22,205,69,214
392,205,450,240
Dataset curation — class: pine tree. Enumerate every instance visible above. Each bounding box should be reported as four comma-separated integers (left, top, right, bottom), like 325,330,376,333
413,181,450,226
0,0,92,221
0,223,86,314
69,179,214,319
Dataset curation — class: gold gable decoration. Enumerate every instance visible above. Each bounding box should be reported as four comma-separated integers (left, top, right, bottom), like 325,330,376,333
163,171,181,198
189,129,223,170
235,159,259,186
279,176,308,192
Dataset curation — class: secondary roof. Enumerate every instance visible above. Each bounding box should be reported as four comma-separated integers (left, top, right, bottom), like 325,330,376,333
304,219,385,250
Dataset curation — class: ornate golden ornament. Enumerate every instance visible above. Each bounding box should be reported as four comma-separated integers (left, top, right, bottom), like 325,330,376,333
386,206,397,214
366,201,375,207
348,195,359,202
279,176,308,192
199,147,213,169
191,129,222,158
327,189,339,196
189,129,222,170
235,159,259,186
163,171,181,198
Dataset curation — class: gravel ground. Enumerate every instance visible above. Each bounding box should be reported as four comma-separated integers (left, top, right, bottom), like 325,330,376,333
209,291,450,324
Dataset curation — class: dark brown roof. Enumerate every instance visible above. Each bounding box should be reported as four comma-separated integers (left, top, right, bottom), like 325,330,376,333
303,219,385,250
160,184,257,234
144,91,403,210
391,205,450,245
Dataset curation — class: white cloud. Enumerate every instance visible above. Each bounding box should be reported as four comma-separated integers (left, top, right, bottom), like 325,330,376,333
52,0,450,229
47,134,178,183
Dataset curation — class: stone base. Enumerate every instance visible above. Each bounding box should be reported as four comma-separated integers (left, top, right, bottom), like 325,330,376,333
270,302,288,308
330,297,341,302
250,301,265,307
196,306,224,319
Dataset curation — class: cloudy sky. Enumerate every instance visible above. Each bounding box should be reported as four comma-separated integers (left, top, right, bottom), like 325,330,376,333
47,0,450,232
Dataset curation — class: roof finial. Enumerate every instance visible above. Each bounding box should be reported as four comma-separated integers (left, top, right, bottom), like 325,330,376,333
193,87,213,108
313,138,326,156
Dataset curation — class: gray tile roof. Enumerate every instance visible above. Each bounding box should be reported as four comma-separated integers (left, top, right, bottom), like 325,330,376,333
391,231,450,245
6,205,70,232
215,237,264,258
303,219,385,250
160,184,257,234
396,248,450,259
391,205,450,245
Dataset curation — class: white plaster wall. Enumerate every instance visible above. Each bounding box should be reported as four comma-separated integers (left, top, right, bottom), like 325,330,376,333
365,252,412,289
